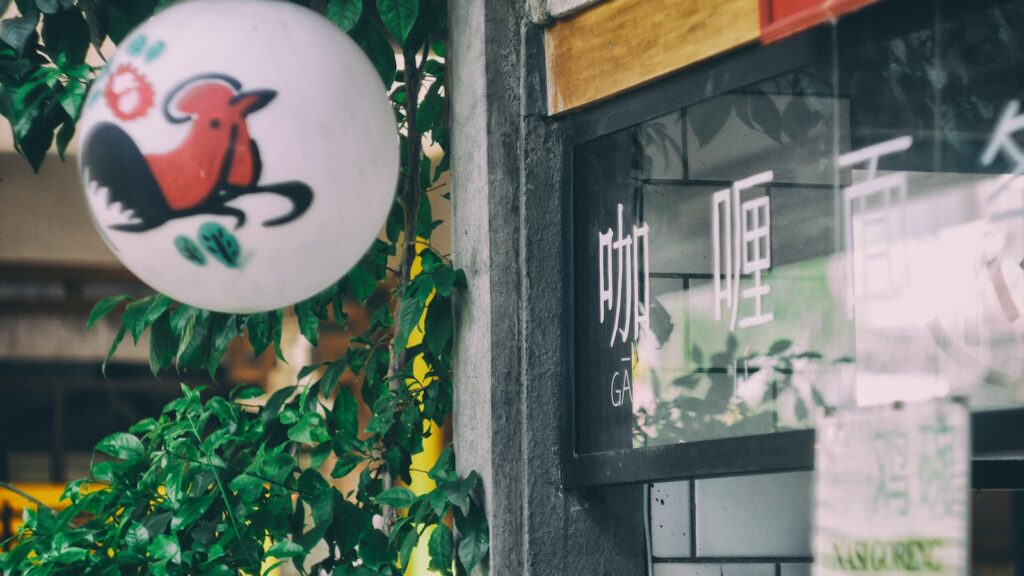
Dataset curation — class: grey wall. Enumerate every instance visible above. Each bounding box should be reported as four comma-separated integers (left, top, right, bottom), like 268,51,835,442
449,0,646,573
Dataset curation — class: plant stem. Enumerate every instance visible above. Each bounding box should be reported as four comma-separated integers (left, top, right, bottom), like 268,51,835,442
381,35,428,536
185,416,260,567
0,481,54,512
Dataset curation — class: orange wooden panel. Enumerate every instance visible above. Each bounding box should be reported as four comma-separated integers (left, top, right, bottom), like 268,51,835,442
545,0,761,115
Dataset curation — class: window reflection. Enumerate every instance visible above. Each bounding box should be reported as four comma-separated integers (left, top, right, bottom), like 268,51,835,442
573,0,1024,453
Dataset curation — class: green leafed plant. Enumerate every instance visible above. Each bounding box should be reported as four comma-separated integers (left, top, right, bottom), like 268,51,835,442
0,0,485,574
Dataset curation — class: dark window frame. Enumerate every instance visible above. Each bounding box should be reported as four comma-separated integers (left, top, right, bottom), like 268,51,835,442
560,0,1024,489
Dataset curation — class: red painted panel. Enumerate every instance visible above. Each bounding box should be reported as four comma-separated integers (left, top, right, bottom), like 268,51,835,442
760,0,883,43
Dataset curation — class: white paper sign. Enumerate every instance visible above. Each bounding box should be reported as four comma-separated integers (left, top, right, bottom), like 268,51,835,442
814,400,969,576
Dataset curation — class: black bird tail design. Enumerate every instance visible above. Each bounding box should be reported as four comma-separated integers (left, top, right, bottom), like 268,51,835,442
81,122,171,231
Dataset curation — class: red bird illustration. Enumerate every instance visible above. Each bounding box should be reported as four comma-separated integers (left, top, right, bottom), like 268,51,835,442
81,73,313,232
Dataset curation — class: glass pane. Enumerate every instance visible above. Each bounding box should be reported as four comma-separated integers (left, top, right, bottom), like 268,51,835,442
572,0,1024,455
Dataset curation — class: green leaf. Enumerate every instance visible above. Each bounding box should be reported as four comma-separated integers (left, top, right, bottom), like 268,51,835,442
35,0,59,13
266,540,305,559
326,0,361,31
125,523,149,549
395,293,426,350
348,14,396,86
42,8,90,65
442,471,478,515
233,386,263,400
433,267,456,298
106,0,157,44
247,312,271,356
148,309,175,376
376,0,417,44
207,313,240,379
287,412,329,444
357,529,390,570
1,15,39,56
332,387,359,440
768,339,793,356
310,441,333,469
149,534,181,564
297,362,326,382
294,299,320,346
373,486,416,508
87,294,129,329
428,524,454,574
96,431,144,461
398,524,420,569
330,452,363,479
102,324,126,376
124,294,171,344
344,261,379,304
455,503,489,574
417,80,443,135
429,445,457,483
55,118,74,160
228,473,264,498
424,295,452,359
57,80,86,119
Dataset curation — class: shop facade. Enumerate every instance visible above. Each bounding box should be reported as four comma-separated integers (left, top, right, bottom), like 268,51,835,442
450,0,1024,572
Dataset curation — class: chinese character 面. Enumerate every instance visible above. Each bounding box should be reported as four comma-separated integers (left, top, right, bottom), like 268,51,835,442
712,170,774,331
839,136,913,315
598,203,651,347
981,99,1024,219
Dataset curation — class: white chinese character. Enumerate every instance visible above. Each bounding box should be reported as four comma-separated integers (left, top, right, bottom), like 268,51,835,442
712,171,775,331
981,99,1024,219
598,203,651,346
839,136,912,316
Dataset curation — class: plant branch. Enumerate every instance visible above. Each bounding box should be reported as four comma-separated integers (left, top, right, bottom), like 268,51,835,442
185,416,260,567
0,481,54,512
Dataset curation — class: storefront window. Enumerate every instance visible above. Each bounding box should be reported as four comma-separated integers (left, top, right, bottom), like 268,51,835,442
573,0,1024,454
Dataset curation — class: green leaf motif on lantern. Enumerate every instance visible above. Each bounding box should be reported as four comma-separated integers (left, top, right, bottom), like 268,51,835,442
174,235,206,266
125,34,146,56
145,39,165,62
198,222,241,268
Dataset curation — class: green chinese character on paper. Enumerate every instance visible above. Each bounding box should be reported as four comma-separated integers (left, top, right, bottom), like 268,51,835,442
872,429,910,516
917,415,957,517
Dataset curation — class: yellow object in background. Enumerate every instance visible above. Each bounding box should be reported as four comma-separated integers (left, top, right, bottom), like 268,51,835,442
0,483,75,543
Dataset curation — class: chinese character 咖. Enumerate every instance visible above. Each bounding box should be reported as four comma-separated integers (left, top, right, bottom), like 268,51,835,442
598,203,651,347
712,171,774,331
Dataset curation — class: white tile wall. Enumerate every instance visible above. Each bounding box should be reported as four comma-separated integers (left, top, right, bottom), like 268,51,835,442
651,480,692,558
695,471,813,557
653,563,775,576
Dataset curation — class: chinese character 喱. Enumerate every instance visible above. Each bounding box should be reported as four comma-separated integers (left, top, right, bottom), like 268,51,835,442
712,170,774,331
598,203,651,347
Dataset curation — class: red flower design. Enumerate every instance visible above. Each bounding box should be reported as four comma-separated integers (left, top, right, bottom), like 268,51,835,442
104,63,155,121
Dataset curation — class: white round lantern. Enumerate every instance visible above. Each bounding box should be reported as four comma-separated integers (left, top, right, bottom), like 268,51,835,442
78,0,398,313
